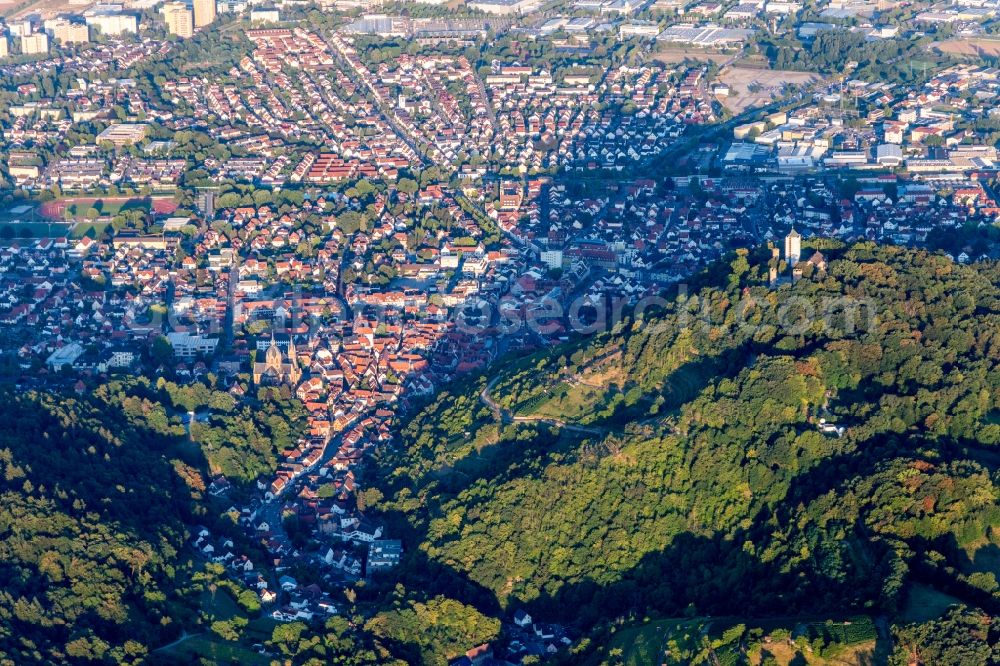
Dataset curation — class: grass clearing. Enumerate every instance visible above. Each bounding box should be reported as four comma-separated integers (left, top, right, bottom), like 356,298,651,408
70,221,110,239
899,583,962,623
199,588,243,621
158,633,271,666
525,382,601,422
605,618,702,666
602,615,879,666
753,640,875,665
244,616,281,641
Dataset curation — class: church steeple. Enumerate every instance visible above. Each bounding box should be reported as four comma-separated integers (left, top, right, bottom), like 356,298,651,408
266,334,282,369
254,333,301,386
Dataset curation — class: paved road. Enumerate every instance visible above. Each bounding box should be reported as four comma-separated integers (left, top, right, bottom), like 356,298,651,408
257,495,292,552
223,264,237,351
257,420,356,551
323,31,436,167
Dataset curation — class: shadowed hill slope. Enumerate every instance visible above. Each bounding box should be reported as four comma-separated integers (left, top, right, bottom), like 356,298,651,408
374,244,1000,646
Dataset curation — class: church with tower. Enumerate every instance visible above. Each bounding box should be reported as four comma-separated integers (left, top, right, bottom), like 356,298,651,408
253,336,302,386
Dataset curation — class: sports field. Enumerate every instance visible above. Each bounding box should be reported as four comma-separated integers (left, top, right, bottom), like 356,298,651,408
38,196,178,220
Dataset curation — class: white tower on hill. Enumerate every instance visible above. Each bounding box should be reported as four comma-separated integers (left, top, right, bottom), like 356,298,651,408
784,228,801,267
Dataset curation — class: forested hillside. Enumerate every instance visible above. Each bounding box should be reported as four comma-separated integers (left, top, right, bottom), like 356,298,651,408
375,244,1000,662
0,379,505,666
0,389,194,664
4,244,1000,665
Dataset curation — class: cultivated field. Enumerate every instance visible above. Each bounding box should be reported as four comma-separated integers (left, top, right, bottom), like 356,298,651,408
1,0,89,20
717,66,820,113
931,38,1000,58
653,46,734,65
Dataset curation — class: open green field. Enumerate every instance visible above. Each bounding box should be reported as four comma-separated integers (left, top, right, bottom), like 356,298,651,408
601,615,879,666
0,203,66,240
899,584,962,624
605,618,702,666
151,567,277,666
199,588,243,621
244,616,281,642
65,199,148,218
517,381,594,421
70,221,111,239
517,359,716,426
157,633,271,666
0,221,71,240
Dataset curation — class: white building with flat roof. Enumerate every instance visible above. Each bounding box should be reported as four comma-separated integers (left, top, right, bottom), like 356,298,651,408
468,0,542,14
20,32,50,55
97,123,149,147
47,19,90,43
249,8,281,22
84,5,138,35
657,23,753,46
167,332,219,358
620,21,661,37
876,143,903,167
47,343,85,370
540,249,564,270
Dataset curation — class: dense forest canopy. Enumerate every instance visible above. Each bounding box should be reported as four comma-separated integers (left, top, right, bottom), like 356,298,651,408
0,390,193,665
0,382,495,666
373,244,1000,658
